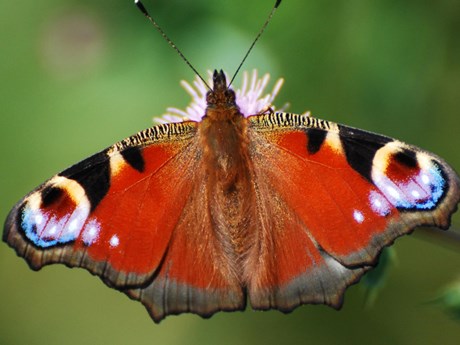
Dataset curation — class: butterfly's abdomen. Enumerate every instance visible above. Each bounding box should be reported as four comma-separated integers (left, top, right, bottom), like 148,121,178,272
199,115,255,270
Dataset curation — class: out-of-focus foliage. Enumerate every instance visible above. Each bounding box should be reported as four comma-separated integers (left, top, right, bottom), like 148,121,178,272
1,1,460,345
361,248,396,307
434,278,460,319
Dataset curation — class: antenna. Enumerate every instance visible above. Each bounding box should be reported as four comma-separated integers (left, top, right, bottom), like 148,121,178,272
134,0,211,90
229,0,282,87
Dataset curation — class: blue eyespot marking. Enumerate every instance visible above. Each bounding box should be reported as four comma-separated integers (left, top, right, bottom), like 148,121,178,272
370,160,446,213
20,201,93,248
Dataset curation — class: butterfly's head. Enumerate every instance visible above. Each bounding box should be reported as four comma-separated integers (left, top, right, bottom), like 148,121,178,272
206,70,239,113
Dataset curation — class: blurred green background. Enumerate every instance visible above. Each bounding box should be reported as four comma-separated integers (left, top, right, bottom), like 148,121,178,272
1,0,460,344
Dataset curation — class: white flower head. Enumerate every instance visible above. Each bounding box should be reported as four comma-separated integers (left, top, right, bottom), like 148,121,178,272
155,70,285,124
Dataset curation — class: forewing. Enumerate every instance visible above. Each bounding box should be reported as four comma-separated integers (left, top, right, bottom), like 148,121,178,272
4,122,199,287
246,112,460,310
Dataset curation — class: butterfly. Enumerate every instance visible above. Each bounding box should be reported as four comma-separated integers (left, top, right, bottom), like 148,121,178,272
3,68,460,323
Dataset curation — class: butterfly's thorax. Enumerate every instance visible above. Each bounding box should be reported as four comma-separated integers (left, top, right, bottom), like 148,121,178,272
198,70,255,266
200,109,250,189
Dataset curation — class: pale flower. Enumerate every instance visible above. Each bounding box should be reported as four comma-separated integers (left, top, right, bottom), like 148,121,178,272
155,70,286,124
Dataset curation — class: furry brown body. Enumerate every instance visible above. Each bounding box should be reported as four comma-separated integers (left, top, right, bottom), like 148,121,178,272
199,70,254,282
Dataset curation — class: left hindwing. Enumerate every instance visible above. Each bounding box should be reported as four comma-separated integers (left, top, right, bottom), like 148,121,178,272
246,112,460,309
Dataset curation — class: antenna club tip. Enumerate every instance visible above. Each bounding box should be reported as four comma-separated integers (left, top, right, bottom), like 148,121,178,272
135,0,149,16
275,0,282,8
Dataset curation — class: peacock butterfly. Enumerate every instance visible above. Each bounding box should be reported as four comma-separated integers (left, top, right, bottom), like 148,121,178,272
3,1,460,323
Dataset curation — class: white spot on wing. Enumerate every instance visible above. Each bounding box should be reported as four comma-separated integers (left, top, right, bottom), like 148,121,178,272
68,219,79,232
41,215,69,240
82,219,101,245
62,203,90,239
369,190,391,216
353,210,364,224
48,226,57,235
421,173,430,185
387,186,400,199
109,235,120,248
34,214,44,225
